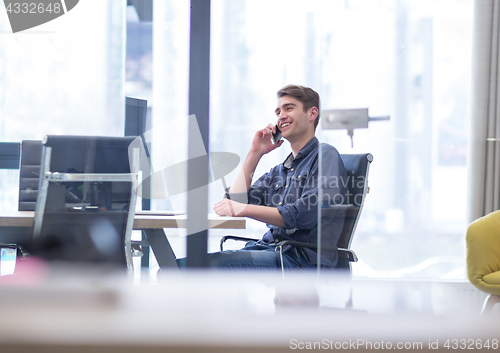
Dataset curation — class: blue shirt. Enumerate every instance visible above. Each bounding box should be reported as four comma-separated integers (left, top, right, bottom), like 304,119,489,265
231,137,347,267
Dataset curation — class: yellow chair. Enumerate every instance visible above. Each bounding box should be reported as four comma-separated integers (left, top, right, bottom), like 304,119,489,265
466,210,500,314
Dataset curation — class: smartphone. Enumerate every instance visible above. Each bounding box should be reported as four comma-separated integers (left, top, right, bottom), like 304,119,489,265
272,124,282,145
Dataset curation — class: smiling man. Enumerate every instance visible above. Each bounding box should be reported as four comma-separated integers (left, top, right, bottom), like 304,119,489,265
211,84,347,269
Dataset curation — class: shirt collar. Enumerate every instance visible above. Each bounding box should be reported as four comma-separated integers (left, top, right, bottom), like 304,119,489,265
283,137,319,169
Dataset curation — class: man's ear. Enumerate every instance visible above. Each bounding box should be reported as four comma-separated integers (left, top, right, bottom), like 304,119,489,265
309,107,319,122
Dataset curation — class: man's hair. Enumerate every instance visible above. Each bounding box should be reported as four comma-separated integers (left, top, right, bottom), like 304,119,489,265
277,84,321,130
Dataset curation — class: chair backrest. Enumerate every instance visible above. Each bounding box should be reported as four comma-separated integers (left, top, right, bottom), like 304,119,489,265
30,135,138,267
18,140,42,211
336,153,373,269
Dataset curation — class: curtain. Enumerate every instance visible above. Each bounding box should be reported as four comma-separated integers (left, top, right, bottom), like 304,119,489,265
467,0,500,223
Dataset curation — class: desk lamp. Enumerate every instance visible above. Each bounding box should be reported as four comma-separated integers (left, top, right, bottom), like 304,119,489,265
321,108,390,147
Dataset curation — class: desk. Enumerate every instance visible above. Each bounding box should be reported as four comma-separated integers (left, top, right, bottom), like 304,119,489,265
0,211,246,230
0,211,246,268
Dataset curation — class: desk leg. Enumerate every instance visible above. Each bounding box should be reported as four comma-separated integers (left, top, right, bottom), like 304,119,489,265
140,230,150,268
142,229,178,268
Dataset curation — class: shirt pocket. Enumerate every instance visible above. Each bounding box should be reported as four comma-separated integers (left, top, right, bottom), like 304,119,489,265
272,177,286,191
293,173,309,188
280,174,303,205
267,177,286,206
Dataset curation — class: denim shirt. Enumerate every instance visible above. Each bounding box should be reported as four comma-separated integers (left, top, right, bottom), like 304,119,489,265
231,137,347,267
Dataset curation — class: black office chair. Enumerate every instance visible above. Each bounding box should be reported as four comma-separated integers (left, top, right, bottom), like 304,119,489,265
28,135,139,268
0,141,43,259
18,140,43,211
220,153,373,273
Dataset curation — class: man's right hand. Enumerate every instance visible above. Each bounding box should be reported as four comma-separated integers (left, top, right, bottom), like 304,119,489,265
250,123,284,157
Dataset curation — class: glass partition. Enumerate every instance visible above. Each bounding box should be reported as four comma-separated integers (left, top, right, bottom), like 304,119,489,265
0,0,474,279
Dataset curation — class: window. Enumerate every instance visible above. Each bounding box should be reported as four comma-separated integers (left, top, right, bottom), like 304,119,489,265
0,0,126,211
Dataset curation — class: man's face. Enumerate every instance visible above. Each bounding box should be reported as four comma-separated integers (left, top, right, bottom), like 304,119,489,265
275,95,314,142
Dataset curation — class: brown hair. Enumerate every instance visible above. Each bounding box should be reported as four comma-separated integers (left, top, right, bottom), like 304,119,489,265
277,85,320,129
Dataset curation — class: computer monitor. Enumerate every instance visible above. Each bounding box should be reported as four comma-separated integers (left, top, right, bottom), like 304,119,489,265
125,97,148,138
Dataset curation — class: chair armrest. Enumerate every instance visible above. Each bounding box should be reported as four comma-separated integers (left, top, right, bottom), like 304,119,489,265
276,240,358,262
220,235,260,251
0,243,27,258
322,204,359,211
338,248,358,262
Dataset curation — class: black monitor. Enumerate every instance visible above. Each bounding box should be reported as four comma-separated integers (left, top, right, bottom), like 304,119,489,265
125,97,148,138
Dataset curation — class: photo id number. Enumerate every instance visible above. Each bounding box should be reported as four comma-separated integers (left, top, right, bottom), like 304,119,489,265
444,339,499,350
6,2,62,14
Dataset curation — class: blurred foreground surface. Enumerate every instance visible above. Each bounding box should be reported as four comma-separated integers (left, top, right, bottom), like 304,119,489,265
0,258,498,353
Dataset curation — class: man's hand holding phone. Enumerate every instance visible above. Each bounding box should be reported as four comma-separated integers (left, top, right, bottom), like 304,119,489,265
272,124,282,145
222,122,286,215
251,124,284,156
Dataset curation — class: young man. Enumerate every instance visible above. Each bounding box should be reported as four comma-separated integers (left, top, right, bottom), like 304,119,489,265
211,84,347,269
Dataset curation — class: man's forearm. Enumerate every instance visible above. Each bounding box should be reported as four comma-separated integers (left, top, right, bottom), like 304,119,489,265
228,150,263,194
228,124,282,195
241,204,285,228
